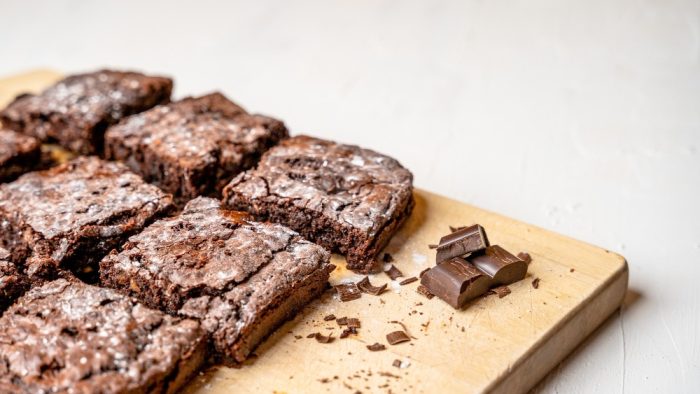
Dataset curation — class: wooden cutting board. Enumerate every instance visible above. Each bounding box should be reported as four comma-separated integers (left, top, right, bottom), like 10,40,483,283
0,70,628,394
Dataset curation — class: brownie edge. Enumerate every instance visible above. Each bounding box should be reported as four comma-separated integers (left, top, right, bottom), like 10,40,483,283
0,129,40,183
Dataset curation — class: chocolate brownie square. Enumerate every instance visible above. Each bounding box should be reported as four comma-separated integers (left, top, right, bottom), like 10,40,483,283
0,129,40,183
0,279,206,394
0,156,172,281
104,92,288,205
222,135,414,273
100,197,333,364
0,70,172,154
0,247,29,314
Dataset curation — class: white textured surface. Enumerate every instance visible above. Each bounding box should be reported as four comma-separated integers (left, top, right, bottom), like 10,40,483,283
1,0,699,392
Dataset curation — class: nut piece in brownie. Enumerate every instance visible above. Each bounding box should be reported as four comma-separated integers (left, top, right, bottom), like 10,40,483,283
0,279,206,394
0,129,41,183
0,248,29,314
222,135,414,273
0,156,172,281
104,92,288,204
0,70,172,154
100,197,333,364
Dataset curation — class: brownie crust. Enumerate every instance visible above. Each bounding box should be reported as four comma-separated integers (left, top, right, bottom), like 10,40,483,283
222,135,414,273
0,156,173,280
0,279,206,394
0,70,172,154
104,92,288,204
0,129,40,183
100,197,333,364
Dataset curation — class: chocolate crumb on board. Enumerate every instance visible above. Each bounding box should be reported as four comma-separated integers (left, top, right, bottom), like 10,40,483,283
384,264,404,280
399,277,418,286
386,331,411,345
347,318,361,329
294,335,302,339
490,285,512,298
517,252,532,264
357,276,387,296
416,285,435,299
389,320,414,338
379,371,401,379
382,253,394,263
570,268,575,273
367,343,386,351
340,328,357,338
324,314,337,321
335,283,362,302
532,278,540,289
392,359,402,368
314,333,334,343
336,317,348,326
307,333,317,338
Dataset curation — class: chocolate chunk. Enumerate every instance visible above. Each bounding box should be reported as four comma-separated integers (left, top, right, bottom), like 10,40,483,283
416,285,435,299
382,253,394,263
435,224,489,264
347,318,361,329
336,317,348,326
420,257,491,309
491,285,511,298
399,277,418,285
392,359,402,368
517,252,532,264
367,343,386,351
324,314,337,321
314,333,334,343
470,245,528,286
357,276,387,296
335,283,362,302
386,331,411,345
532,278,540,289
384,264,404,280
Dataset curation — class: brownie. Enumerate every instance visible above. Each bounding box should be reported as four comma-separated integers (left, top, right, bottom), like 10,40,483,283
0,129,40,183
0,70,172,154
0,156,172,281
104,92,288,204
0,278,206,394
0,247,29,314
100,197,333,364
222,135,414,273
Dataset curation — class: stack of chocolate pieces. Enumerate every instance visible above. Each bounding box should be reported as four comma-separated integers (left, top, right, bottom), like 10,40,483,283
421,225,528,309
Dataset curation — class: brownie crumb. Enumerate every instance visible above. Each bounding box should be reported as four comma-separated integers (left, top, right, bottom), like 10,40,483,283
357,276,387,296
367,343,386,351
416,285,435,299
532,278,540,289
399,277,418,286
384,264,404,280
324,314,337,321
335,283,362,302
386,331,411,345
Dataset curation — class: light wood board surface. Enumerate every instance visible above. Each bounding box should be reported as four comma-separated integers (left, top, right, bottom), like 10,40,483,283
0,70,628,394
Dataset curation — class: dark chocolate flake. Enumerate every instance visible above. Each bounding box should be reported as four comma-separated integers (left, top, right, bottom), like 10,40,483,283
384,264,404,280
357,276,387,296
347,318,361,329
392,359,401,368
491,285,511,298
399,277,418,286
367,343,386,351
335,283,362,302
336,317,348,326
532,278,540,289
340,328,357,338
314,332,334,343
386,331,411,345
324,314,337,321
307,333,318,338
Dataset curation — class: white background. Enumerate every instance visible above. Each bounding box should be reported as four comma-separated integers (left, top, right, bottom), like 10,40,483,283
2,1,699,392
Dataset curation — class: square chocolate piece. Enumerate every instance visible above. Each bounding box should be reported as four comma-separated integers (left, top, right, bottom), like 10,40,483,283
222,135,414,273
99,197,333,364
0,70,172,154
0,156,172,280
104,92,288,204
0,129,40,183
0,279,206,394
0,247,29,314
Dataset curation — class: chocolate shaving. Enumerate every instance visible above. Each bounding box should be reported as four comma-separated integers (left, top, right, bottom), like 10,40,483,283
416,285,435,299
340,327,357,338
324,314,336,321
382,253,394,263
517,252,532,264
347,318,361,329
392,359,401,368
356,276,387,296
386,331,411,345
399,277,418,285
389,320,415,339
428,244,438,249
367,343,386,351
335,283,362,302
491,285,511,298
314,332,334,343
336,317,348,326
532,278,540,289
384,264,404,280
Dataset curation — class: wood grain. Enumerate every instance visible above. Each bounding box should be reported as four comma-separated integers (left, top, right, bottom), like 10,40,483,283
0,70,628,394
